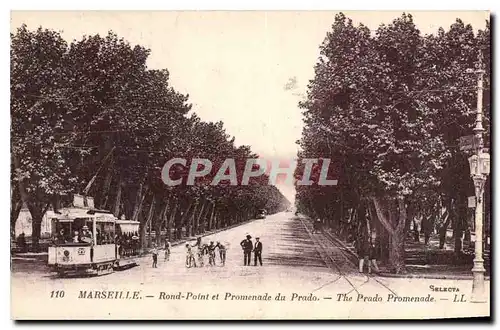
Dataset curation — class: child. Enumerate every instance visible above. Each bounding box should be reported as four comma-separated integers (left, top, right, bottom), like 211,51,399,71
186,243,196,268
164,241,171,261
192,237,204,267
152,244,158,268
207,241,216,266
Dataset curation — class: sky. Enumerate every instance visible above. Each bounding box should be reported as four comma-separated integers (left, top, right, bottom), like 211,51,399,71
10,11,489,204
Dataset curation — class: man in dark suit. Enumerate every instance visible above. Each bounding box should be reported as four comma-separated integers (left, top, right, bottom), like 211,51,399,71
240,235,253,266
253,237,263,266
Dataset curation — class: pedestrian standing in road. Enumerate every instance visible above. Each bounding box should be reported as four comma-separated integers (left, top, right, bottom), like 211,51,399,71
355,233,370,273
240,235,253,266
253,237,263,266
216,241,226,266
368,238,381,274
185,243,196,268
152,244,158,268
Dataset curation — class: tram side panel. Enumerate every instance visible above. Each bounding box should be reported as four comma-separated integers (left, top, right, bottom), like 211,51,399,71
92,244,117,263
48,245,92,268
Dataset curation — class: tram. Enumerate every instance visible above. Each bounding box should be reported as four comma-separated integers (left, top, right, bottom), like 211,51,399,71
47,208,139,277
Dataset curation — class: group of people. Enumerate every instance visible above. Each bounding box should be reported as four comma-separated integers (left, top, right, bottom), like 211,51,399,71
117,232,140,257
53,226,94,245
355,235,380,274
240,234,263,266
149,234,266,268
149,237,228,268
185,237,227,268
52,226,142,258
151,241,170,268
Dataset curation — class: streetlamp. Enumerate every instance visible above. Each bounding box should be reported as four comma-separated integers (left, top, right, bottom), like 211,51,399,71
467,56,489,303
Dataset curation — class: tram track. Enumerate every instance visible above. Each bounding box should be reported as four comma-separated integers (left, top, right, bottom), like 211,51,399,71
297,216,398,297
297,216,359,295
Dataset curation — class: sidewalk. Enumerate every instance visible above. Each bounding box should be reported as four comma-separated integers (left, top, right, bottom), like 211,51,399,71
305,217,490,280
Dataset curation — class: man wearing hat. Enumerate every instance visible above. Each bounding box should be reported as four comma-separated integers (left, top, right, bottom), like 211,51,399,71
253,237,263,266
240,235,253,266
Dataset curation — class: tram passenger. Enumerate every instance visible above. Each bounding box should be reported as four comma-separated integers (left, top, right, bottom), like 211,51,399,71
55,229,67,244
83,225,92,237
132,232,140,255
72,230,80,243
96,228,102,244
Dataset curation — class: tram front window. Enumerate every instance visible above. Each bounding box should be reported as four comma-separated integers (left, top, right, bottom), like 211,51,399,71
53,221,71,244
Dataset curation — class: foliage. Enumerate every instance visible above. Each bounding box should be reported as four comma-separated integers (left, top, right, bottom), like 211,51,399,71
11,25,290,250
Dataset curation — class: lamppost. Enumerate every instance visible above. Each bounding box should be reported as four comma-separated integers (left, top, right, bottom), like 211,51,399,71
467,55,489,303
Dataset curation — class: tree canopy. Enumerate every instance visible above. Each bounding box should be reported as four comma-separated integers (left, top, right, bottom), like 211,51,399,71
295,13,490,273
11,25,290,250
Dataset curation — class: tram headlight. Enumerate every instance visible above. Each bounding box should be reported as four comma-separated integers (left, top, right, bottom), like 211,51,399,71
63,250,70,257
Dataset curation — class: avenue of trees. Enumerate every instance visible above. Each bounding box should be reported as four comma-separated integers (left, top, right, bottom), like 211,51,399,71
295,13,490,273
11,25,290,251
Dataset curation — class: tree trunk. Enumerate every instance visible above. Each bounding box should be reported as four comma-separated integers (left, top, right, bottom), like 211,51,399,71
159,199,168,229
167,201,178,241
11,198,22,241
141,197,156,249
27,202,50,252
391,197,408,273
178,201,194,239
133,184,149,222
208,203,216,230
188,202,199,237
194,199,206,235
198,201,212,233
132,175,148,221
175,207,183,240
372,196,408,274
214,211,220,229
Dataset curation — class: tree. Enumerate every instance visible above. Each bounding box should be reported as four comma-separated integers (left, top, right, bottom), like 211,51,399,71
11,25,80,251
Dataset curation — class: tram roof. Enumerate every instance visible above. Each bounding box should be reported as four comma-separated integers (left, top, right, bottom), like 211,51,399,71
50,207,117,222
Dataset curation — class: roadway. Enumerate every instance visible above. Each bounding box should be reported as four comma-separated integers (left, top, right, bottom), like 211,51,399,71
11,211,490,319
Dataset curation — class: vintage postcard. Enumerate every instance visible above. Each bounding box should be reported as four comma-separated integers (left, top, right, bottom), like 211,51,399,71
10,10,491,320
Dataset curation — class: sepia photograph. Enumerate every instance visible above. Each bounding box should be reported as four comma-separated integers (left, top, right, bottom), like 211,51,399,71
9,10,491,320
